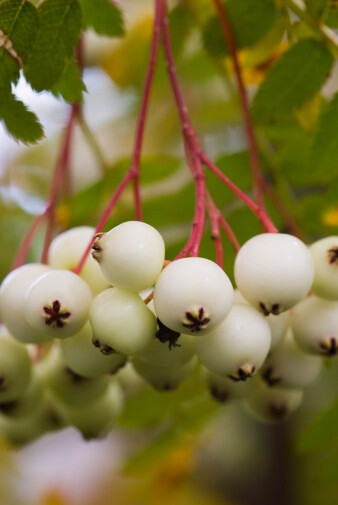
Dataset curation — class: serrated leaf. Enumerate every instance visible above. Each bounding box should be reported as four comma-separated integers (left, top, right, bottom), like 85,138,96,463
203,0,276,57
251,39,333,123
307,92,338,183
0,48,19,94
0,0,39,92
79,0,124,37
0,92,44,144
0,0,39,61
52,59,86,103
24,0,82,91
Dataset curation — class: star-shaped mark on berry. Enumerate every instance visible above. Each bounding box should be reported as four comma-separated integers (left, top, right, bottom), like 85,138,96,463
182,307,210,332
261,366,281,387
328,246,338,265
43,300,71,328
319,337,338,357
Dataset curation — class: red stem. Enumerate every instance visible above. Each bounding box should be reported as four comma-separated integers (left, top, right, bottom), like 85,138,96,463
161,5,206,258
11,213,47,270
73,0,164,274
200,152,278,233
212,0,266,211
130,0,165,220
206,193,223,268
218,214,240,252
40,104,79,264
73,171,133,275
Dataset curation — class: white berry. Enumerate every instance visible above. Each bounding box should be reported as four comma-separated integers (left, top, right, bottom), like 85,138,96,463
233,289,288,348
243,379,303,423
92,221,165,291
61,322,127,379
260,329,322,389
89,288,157,355
234,233,314,315
48,226,110,295
309,236,338,300
195,305,271,381
291,296,338,357
0,264,52,343
153,257,233,336
202,367,252,403
132,356,197,391
24,270,92,338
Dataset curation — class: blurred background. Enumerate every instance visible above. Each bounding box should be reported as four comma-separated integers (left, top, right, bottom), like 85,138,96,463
0,1,338,504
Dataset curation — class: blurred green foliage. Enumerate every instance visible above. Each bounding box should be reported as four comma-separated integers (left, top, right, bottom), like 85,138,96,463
0,1,338,504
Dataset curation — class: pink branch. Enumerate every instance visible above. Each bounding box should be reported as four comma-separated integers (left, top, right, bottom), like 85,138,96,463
40,104,79,264
200,152,278,233
130,0,165,220
206,193,223,268
212,0,266,211
218,215,240,252
161,6,206,258
73,0,165,274
73,171,133,275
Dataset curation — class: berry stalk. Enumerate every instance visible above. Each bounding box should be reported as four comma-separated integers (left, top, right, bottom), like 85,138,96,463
200,152,278,233
40,104,79,264
130,0,165,221
212,0,266,211
206,192,224,268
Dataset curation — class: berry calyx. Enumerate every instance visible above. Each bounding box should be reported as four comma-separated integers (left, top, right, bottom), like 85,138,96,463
234,233,314,314
154,257,233,336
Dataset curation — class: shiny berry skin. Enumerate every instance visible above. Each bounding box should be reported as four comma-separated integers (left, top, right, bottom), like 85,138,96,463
291,296,338,357
309,236,338,301
24,270,92,339
195,305,271,381
0,264,52,344
48,226,110,295
89,288,157,355
153,257,233,336
92,221,165,291
234,233,314,315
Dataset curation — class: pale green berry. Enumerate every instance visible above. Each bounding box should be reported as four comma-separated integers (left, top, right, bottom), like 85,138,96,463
89,288,157,355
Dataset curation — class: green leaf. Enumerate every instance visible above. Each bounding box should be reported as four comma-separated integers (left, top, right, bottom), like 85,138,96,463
0,92,44,144
51,59,86,103
0,48,19,94
0,0,39,92
79,0,124,37
297,400,338,454
203,0,276,57
307,93,338,183
252,39,333,124
24,0,82,91
307,0,329,20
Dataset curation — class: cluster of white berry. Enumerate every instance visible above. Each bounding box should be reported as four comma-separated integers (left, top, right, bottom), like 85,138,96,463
0,221,337,443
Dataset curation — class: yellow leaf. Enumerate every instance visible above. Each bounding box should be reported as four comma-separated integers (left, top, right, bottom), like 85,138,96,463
322,207,338,227
100,17,153,87
294,94,321,132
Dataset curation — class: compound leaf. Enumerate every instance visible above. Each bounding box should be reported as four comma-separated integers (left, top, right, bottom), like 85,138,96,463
0,0,39,92
79,0,124,37
203,0,276,57
52,58,86,103
0,92,44,144
251,38,333,123
24,0,82,91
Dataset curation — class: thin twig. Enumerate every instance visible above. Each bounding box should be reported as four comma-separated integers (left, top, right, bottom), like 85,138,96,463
73,0,164,273
211,0,266,211
206,192,223,267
